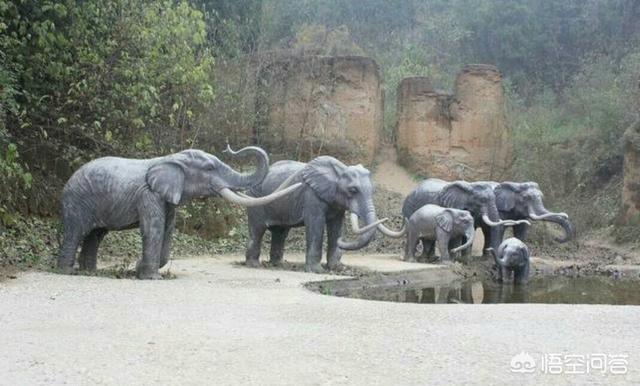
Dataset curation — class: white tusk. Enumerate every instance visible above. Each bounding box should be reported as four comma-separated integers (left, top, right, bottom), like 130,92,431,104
349,213,388,235
219,183,302,207
377,220,407,238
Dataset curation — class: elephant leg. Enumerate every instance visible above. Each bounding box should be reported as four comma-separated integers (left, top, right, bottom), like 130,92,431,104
513,223,530,241
404,229,418,262
448,237,462,262
78,228,108,271
57,213,92,273
268,226,289,266
326,216,344,270
136,193,166,280
304,212,326,273
436,229,452,264
423,240,437,262
514,263,530,285
480,224,495,258
499,266,512,283
245,221,266,268
159,206,176,269
417,237,430,260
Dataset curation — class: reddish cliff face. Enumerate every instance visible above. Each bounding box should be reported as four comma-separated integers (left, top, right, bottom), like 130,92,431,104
254,55,383,164
395,64,513,180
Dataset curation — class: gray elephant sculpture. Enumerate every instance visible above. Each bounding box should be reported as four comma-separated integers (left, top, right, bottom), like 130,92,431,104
245,156,401,272
402,204,475,264
487,237,530,284
401,179,529,258
490,181,574,245
57,146,301,279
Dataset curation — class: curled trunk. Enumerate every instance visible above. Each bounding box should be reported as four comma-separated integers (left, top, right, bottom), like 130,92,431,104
220,145,270,189
452,226,475,253
527,204,574,243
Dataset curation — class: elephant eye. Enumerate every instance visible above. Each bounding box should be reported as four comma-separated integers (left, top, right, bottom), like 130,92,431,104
348,187,359,195
205,163,215,171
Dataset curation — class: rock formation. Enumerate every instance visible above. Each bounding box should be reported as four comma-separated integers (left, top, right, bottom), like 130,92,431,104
620,120,640,225
395,64,513,180
254,55,383,164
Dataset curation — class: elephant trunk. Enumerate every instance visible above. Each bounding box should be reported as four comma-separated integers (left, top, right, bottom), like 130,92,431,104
338,205,378,251
452,226,475,253
527,203,574,243
220,145,270,189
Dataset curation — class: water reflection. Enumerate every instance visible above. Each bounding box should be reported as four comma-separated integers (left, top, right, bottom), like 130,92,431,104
350,276,640,305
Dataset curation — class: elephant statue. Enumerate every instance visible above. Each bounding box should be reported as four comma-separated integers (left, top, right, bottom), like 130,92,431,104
402,204,476,264
400,179,529,258
487,237,531,285
489,181,574,245
244,156,401,272
57,146,301,279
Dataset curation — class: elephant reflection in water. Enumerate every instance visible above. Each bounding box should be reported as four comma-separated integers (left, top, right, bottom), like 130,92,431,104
400,281,485,304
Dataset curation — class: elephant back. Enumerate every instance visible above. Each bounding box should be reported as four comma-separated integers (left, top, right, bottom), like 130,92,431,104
250,160,306,196
402,179,445,218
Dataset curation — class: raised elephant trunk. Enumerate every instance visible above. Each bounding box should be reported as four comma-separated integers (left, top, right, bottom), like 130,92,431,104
527,203,574,242
338,206,378,250
451,226,475,253
220,145,270,189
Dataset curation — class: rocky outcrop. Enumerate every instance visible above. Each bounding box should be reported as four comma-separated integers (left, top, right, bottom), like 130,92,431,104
395,64,513,180
620,120,640,225
254,55,383,164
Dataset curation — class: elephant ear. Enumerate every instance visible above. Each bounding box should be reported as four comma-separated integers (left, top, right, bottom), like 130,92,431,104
301,156,341,203
146,161,185,205
435,210,453,233
439,181,473,209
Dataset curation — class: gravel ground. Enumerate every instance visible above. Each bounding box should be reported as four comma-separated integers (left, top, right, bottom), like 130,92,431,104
1,254,639,386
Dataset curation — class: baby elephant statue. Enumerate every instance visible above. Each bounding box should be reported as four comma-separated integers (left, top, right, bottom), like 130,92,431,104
404,204,475,264
57,146,301,279
487,237,531,285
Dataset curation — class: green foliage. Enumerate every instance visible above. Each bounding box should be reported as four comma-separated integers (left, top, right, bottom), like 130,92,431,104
0,0,217,215
509,49,640,234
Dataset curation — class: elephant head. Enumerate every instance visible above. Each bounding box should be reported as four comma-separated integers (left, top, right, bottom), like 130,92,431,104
495,182,574,242
437,181,525,228
146,146,301,206
488,240,530,268
300,156,391,250
436,209,476,254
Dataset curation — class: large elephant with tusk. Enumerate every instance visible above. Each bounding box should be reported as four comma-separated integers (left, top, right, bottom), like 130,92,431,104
489,181,574,245
244,156,400,272
57,146,301,279
398,179,529,258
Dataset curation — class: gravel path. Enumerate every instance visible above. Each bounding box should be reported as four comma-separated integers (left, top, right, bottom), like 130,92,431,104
1,254,638,385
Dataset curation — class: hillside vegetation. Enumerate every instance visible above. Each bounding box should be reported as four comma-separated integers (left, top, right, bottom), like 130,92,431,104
1,0,639,267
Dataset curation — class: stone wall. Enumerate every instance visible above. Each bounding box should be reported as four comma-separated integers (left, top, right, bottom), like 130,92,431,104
254,55,383,164
395,64,513,180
